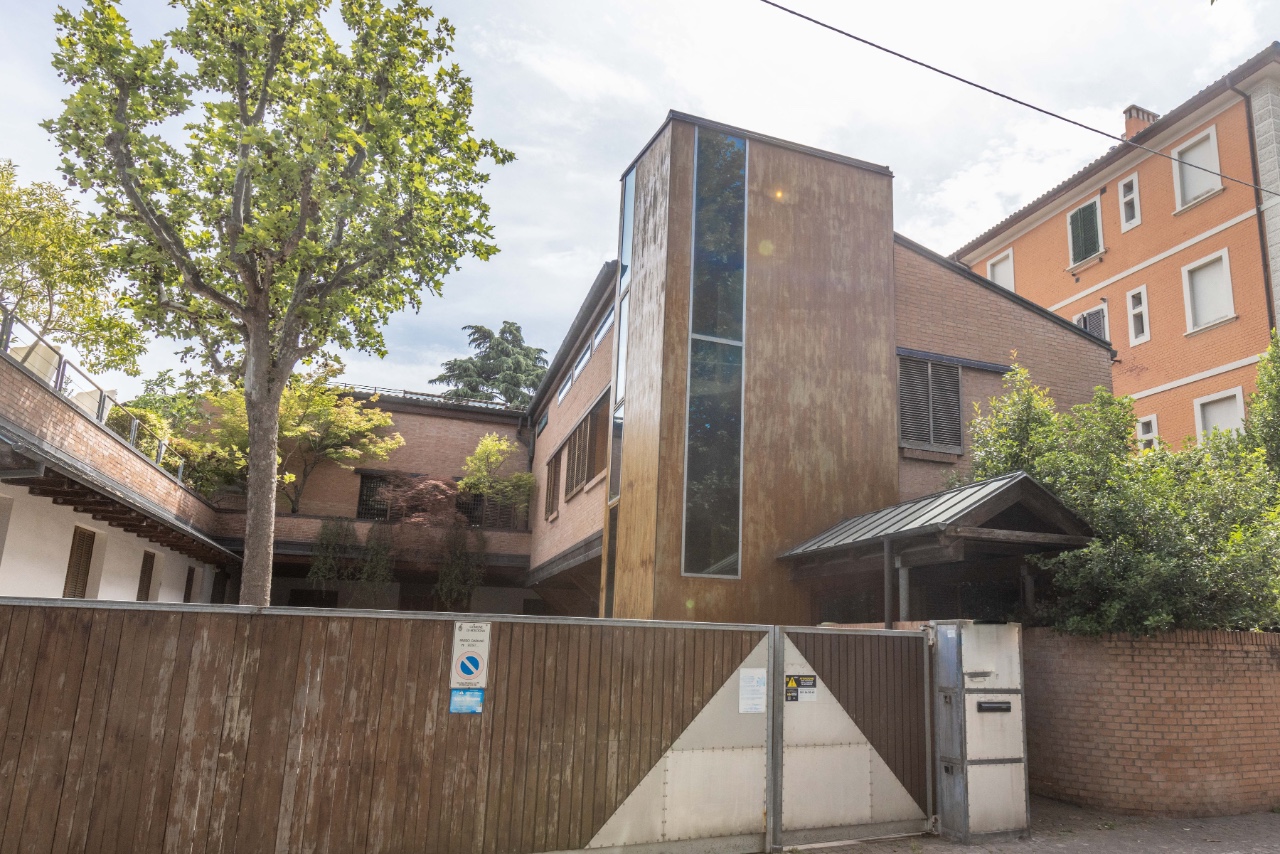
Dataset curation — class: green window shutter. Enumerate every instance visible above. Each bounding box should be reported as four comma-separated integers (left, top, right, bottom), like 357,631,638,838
1069,202,1100,264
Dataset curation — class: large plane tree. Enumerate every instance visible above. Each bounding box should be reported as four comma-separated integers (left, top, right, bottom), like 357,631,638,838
46,0,512,604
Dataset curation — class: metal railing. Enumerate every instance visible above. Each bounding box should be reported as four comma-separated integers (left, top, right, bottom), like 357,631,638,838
0,303,190,484
336,382,523,413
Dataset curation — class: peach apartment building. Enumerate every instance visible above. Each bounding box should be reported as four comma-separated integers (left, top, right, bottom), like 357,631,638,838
955,43,1280,448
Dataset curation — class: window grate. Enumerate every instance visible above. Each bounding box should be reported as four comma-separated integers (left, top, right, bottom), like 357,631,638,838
357,474,390,520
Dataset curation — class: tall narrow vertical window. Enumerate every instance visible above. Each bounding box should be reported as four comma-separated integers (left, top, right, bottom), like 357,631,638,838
986,249,1014,291
136,551,156,602
1127,285,1150,346
544,451,561,519
683,129,746,578
1119,173,1141,231
1173,128,1222,210
62,527,95,599
609,402,624,501
1067,198,1103,266
603,504,619,617
619,170,636,290
183,566,197,603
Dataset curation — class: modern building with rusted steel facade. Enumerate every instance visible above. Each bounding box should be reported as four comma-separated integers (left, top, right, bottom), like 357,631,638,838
1,111,1113,624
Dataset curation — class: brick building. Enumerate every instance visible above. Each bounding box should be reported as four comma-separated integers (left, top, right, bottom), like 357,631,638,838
1,111,1115,623
955,43,1280,449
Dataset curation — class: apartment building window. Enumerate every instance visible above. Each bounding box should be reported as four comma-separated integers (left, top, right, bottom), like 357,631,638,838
535,412,548,437
1126,286,1149,346
1119,172,1141,231
1194,387,1244,437
593,306,614,351
683,128,746,578
609,170,635,503
572,346,591,380
557,375,572,404
136,551,156,602
1074,305,1109,342
1172,127,1222,210
986,249,1014,291
356,473,390,520
62,527,95,599
1182,250,1234,332
544,451,561,519
1067,197,1104,266
564,395,609,498
899,357,963,452
183,566,196,603
1137,416,1159,450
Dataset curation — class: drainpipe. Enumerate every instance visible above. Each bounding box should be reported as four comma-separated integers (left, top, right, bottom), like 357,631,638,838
1229,75,1277,332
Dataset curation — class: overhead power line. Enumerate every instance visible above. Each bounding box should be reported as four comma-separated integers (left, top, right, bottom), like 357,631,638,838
755,0,1280,200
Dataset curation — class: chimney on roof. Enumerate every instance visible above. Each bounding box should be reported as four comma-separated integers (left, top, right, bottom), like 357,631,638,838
1123,105,1159,140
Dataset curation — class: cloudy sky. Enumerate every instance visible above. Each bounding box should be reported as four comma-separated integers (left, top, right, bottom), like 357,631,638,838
1,0,1275,398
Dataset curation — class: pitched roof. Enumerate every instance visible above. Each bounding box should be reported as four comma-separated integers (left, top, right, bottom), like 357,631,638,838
951,42,1280,261
781,471,1087,560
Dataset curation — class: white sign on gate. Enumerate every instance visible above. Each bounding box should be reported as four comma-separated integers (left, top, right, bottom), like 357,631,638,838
450,621,491,689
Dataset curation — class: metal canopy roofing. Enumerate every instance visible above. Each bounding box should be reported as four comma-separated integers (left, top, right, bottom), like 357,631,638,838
782,471,1033,560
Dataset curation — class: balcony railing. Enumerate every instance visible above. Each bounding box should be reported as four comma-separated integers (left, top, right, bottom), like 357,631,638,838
337,382,523,413
456,493,530,532
0,303,190,485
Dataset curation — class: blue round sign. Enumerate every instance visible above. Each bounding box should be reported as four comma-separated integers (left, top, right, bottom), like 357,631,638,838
460,654,481,677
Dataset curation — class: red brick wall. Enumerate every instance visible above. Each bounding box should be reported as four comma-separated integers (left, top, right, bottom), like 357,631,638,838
1023,628,1280,816
0,357,220,533
893,242,1115,498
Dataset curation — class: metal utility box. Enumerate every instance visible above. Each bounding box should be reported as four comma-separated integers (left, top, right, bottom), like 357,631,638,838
932,621,1029,843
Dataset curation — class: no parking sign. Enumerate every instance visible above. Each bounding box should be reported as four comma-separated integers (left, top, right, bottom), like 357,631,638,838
449,622,491,713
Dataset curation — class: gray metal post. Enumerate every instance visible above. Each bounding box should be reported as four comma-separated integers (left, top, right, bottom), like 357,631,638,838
898,561,910,622
764,624,784,852
883,539,895,629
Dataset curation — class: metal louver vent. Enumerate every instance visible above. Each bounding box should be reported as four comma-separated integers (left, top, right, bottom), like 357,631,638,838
899,358,932,444
930,363,962,447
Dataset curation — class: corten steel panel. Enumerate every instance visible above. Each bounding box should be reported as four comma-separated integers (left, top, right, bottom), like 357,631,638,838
611,124,674,621
789,630,930,813
652,130,897,625
0,600,764,854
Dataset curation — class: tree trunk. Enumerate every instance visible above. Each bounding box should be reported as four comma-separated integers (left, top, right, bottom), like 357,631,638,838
239,334,287,605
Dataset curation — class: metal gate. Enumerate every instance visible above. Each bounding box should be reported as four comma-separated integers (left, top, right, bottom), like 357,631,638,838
766,626,932,849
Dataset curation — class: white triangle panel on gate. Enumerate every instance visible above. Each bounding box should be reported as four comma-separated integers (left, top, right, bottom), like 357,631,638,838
587,637,768,848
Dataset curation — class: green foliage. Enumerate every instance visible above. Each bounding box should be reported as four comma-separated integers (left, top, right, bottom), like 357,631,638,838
1246,330,1280,474
308,517,394,583
434,524,486,611
0,160,144,373
208,363,404,511
969,366,1280,634
434,322,547,408
458,433,534,511
44,0,512,602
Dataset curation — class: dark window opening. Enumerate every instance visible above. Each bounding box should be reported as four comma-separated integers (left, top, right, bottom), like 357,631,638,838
545,452,562,519
136,551,156,602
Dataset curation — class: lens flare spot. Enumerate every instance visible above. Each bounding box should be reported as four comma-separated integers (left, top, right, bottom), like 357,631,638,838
758,239,775,256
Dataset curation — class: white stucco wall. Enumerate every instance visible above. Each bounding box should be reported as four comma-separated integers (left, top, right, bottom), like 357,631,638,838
0,482,214,603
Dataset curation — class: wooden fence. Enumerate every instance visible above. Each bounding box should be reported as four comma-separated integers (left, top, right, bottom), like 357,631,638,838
0,599,764,854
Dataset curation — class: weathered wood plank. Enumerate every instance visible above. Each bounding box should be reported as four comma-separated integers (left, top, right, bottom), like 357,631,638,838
0,607,44,850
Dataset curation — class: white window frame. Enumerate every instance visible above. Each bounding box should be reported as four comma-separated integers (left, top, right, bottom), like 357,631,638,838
593,306,614,351
986,248,1015,292
557,375,572,404
1181,248,1235,333
1193,386,1245,438
572,346,591,380
1126,284,1150,347
1136,414,1159,450
1073,303,1110,342
1171,126,1223,212
1066,195,1105,267
1118,171,1142,232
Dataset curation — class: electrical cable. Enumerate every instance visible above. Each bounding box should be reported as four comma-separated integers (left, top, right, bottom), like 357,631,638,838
755,0,1280,199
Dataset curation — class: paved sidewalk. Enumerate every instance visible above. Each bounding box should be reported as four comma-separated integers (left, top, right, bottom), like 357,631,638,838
805,797,1280,853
